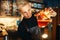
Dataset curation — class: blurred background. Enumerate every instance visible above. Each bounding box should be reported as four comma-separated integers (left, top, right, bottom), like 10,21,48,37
0,0,60,40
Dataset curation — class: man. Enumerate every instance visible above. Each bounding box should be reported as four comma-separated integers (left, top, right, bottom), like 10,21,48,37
17,0,40,40
17,0,57,40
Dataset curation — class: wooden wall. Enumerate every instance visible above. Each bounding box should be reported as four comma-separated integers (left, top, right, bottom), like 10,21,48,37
52,8,60,40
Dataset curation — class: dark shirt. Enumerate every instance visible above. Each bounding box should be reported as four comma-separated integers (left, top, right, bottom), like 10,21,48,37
23,15,37,28
17,14,38,40
18,14,38,31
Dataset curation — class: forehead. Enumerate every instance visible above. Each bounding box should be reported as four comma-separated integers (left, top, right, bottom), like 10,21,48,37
21,5,31,12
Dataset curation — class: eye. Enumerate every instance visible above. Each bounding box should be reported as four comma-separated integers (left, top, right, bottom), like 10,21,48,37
22,11,27,14
28,9,31,12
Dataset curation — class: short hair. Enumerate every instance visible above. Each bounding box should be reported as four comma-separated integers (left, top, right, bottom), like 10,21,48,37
16,0,30,10
16,0,31,21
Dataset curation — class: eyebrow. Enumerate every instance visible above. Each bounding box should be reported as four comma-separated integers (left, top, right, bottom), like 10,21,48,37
23,9,31,13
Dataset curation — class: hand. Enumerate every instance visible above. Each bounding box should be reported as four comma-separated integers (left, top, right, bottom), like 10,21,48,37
48,7,57,17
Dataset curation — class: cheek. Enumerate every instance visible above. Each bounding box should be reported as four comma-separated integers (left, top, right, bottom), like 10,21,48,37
23,13,28,17
29,13,32,16
28,11,32,15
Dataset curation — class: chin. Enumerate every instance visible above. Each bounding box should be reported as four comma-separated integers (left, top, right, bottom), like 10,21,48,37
25,15,32,19
25,17,31,19
25,16,31,19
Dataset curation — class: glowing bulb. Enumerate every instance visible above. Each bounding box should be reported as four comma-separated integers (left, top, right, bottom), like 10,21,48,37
42,26,45,28
42,34,48,39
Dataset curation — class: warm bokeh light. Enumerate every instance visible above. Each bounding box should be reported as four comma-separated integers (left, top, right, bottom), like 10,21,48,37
37,19,51,28
0,17,19,31
42,34,48,39
35,7,57,28
37,7,57,20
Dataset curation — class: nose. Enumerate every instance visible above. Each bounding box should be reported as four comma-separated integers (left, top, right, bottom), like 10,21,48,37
26,12,29,16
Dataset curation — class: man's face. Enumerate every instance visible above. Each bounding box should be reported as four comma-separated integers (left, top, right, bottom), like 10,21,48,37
20,4,32,19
